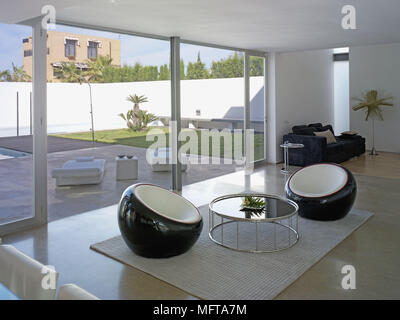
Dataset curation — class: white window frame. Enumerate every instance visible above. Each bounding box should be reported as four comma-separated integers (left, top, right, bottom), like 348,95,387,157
0,18,47,236
245,51,268,164
65,38,77,58
87,40,100,59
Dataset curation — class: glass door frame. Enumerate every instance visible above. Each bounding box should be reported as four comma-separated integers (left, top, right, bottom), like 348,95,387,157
245,51,268,166
170,45,268,190
0,18,48,236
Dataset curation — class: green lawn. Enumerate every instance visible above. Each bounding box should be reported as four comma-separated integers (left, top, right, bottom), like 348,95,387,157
52,127,264,160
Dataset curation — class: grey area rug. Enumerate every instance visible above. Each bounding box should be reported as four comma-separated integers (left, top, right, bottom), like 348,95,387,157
91,206,373,300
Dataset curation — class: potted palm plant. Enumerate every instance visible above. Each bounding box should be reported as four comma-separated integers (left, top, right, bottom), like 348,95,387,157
240,196,266,218
119,94,157,131
352,90,393,155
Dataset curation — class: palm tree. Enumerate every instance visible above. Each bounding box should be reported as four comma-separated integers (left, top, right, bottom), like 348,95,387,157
118,109,157,131
137,109,158,129
85,55,113,83
10,63,31,82
119,94,154,131
55,62,82,83
118,109,137,131
126,94,148,113
0,70,11,82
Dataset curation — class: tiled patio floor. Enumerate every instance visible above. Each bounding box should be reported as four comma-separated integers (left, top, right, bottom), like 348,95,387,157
0,135,109,154
0,144,239,225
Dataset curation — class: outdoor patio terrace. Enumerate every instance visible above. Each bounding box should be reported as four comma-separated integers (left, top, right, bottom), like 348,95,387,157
0,135,238,225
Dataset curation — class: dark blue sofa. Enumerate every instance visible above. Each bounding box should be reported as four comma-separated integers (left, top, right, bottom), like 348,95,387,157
283,123,365,167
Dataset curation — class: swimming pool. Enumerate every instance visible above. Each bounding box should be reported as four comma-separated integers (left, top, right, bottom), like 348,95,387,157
0,147,31,160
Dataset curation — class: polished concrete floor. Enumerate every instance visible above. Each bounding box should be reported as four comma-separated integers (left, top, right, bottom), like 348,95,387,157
342,151,400,179
2,155,400,299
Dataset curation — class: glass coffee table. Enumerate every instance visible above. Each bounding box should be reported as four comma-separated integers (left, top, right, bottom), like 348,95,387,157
209,194,299,253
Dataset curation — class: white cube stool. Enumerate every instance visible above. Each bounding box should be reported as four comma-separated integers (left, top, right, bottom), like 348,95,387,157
116,156,138,180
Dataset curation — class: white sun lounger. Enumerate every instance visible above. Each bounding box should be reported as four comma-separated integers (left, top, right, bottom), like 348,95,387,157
51,157,106,186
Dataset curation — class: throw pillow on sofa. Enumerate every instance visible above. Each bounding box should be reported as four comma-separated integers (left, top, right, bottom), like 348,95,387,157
341,130,358,136
318,124,334,135
314,129,337,144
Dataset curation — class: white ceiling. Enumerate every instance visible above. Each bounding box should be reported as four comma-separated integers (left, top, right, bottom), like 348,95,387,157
1,0,400,52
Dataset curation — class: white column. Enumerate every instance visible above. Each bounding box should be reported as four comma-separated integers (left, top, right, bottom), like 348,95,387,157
266,52,277,163
244,52,251,169
170,37,182,191
263,54,268,161
244,52,250,134
32,19,48,224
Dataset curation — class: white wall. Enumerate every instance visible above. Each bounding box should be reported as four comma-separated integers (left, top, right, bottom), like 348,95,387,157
350,43,400,153
1,55,337,163
0,82,32,136
271,49,334,162
0,77,264,137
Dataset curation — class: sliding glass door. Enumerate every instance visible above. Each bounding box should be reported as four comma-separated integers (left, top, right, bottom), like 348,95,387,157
0,18,268,235
248,54,266,162
45,24,172,222
179,43,245,187
0,19,47,235
0,23,34,228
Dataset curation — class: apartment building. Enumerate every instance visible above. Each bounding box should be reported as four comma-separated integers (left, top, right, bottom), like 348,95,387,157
22,30,121,82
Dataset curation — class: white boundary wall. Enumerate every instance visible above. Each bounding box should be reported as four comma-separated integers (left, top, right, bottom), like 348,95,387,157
0,77,264,137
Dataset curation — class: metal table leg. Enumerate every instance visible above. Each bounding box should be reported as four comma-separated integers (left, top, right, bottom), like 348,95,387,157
281,146,290,174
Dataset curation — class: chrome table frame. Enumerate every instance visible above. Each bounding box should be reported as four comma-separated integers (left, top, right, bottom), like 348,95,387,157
280,142,304,174
209,194,299,253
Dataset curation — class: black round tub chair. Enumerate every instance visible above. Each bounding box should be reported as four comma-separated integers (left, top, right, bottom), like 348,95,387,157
118,183,203,258
285,163,356,221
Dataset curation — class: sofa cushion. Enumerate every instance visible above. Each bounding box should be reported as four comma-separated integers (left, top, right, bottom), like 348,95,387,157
326,142,344,155
341,130,358,136
76,156,95,162
292,125,307,132
292,125,317,136
308,123,323,129
338,134,361,140
314,129,337,144
318,124,334,135
339,139,356,155
52,167,102,178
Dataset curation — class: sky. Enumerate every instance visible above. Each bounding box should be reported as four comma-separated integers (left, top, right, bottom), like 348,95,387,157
0,23,237,72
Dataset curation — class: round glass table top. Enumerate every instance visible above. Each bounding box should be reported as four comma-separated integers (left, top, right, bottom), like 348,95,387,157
209,194,298,222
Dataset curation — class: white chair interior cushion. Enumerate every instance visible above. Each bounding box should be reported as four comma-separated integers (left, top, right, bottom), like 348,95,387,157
0,245,59,300
289,164,348,198
135,184,200,223
57,284,99,300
